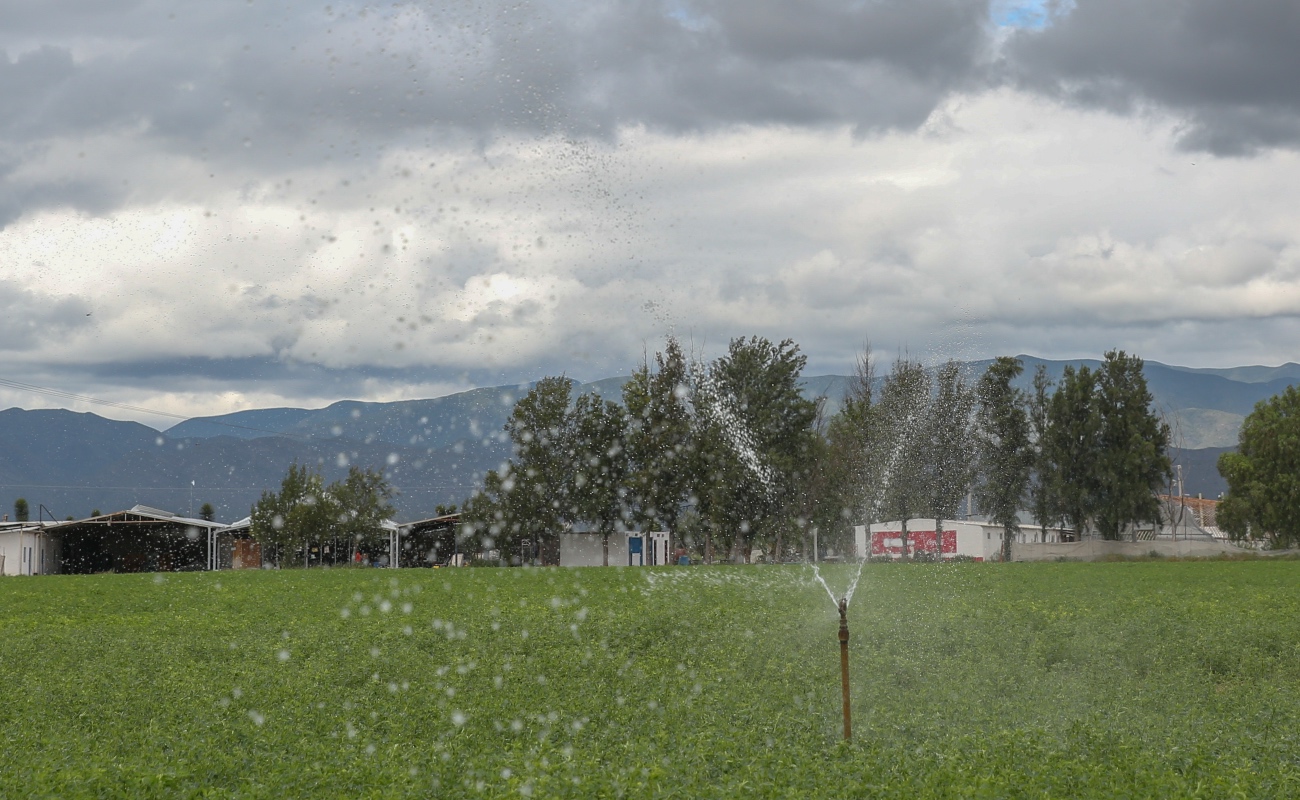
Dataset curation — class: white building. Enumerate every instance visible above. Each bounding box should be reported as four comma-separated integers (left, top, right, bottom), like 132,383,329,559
0,521,60,576
559,531,670,567
855,519,1071,562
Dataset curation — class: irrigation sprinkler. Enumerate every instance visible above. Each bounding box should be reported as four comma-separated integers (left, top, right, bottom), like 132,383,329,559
838,596,851,741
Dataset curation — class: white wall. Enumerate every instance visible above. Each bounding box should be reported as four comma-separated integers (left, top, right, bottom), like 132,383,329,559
0,530,60,576
559,533,630,567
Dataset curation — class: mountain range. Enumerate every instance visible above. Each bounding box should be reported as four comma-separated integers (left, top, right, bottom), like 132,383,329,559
2,356,1291,523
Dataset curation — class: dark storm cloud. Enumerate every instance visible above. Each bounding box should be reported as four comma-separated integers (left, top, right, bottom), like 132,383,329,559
0,1,993,181
1006,0,1300,155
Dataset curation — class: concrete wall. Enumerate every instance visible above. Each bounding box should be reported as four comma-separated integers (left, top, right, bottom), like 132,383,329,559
559,533,630,567
1012,538,1250,561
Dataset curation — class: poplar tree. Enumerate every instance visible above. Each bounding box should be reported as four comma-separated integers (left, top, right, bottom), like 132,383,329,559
623,337,695,552
1092,350,1171,540
974,357,1032,561
823,344,878,557
925,360,976,556
570,393,630,565
1026,364,1056,539
1043,365,1100,538
874,358,929,558
471,376,577,564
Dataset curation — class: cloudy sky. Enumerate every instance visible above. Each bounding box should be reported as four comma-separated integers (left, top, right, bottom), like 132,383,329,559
3,0,1300,427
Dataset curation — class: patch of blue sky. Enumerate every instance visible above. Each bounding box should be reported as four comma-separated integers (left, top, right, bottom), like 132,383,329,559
662,0,711,32
990,0,1073,30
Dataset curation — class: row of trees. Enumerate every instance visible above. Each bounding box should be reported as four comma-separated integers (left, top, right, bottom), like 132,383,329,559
462,337,820,564
250,464,395,566
462,337,1175,563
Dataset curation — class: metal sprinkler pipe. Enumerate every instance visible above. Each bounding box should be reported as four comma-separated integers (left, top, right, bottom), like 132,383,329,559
839,597,851,741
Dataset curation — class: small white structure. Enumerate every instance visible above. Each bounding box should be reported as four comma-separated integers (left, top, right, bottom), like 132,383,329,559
0,522,60,576
559,532,629,567
559,531,671,567
627,531,670,566
645,532,670,565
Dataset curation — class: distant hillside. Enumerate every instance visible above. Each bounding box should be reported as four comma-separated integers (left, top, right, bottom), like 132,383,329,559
0,408,162,486
0,427,509,523
1170,446,1232,500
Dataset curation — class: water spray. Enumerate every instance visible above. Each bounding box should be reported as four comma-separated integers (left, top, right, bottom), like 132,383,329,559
838,596,851,741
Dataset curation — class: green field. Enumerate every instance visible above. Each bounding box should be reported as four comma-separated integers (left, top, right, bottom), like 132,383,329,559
3,561,1300,798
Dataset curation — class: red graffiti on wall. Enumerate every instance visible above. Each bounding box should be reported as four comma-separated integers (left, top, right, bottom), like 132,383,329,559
870,529,956,557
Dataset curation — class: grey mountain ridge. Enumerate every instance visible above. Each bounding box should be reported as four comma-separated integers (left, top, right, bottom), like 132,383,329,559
1,357,1290,521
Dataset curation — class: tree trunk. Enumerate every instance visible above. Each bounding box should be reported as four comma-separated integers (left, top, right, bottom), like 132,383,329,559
934,517,943,561
900,518,910,561
705,528,713,564
602,532,609,567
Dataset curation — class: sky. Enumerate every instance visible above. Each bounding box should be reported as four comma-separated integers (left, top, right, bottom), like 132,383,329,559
3,0,1300,428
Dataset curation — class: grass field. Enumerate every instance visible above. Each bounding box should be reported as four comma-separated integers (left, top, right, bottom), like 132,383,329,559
3,561,1300,798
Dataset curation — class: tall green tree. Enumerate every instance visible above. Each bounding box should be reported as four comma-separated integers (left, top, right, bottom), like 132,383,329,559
874,357,930,558
14,497,29,522
464,376,576,564
823,345,878,558
974,357,1032,561
925,360,976,555
1043,365,1100,538
1218,386,1300,547
1026,364,1056,540
199,503,215,522
570,393,630,565
1092,350,1171,540
623,337,695,553
694,337,819,562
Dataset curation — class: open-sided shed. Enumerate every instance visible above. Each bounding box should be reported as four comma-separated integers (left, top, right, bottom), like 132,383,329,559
397,513,463,567
55,505,227,574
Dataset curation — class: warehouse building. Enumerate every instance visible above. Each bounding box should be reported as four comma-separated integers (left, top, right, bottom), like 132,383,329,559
53,506,227,574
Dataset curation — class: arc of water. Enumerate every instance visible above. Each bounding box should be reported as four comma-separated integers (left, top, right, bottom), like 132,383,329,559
814,406,923,611
688,364,776,502
809,563,839,606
